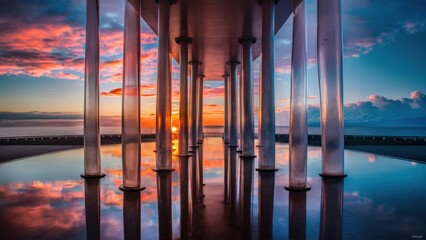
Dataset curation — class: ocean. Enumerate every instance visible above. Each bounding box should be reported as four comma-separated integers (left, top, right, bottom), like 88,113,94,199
1,121,426,137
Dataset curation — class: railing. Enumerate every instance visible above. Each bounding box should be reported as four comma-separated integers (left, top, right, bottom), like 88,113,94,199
1,134,425,146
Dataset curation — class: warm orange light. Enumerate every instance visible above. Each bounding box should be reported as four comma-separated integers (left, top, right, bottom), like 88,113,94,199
172,126,178,133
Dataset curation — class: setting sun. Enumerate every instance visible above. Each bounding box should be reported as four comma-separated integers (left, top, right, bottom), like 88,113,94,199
172,126,178,133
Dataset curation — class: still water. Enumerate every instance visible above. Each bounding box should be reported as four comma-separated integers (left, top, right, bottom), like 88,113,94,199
0,137,425,239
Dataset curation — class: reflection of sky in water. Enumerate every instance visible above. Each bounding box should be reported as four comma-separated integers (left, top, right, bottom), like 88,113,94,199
0,137,425,239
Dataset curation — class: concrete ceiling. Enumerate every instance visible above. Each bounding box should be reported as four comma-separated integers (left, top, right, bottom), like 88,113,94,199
141,0,292,80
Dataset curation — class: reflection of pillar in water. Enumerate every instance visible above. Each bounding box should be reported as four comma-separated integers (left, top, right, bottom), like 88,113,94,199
319,177,344,240
197,142,204,201
123,191,141,240
289,191,307,240
257,171,276,239
84,178,101,240
178,155,190,239
223,74,230,203
228,146,238,219
190,147,198,205
224,140,230,203
156,171,173,239
239,155,255,238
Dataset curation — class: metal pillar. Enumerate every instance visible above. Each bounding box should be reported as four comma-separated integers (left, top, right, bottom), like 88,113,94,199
155,0,174,170
227,60,240,219
238,36,257,231
223,74,230,203
319,178,344,240
82,0,104,178
83,178,101,240
196,74,205,200
239,36,256,157
197,75,205,144
238,70,243,152
120,0,143,191
258,0,276,169
227,61,240,147
176,37,193,157
257,0,278,238
286,0,311,191
189,61,201,148
154,1,175,238
176,36,192,239
317,0,346,177
224,74,230,143
189,61,201,206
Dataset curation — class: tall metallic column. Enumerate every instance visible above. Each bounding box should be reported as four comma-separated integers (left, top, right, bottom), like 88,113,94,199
227,60,240,219
120,0,143,190
189,61,201,205
189,61,200,148
123,191,141,240
238,71,243,152
317,0,346,177
175,36,192,239
154,1,175,239
83,178,101,240
286,0,310,191
197,75,205,144
223,74,230,203
176,37,192,157
155,0,174,170
82,0,104,178
227,61,240,147
196,74,205,199
257,1,278,238
224,74,230,143
319,178,344,240
258,0,276,169
239,36,256,157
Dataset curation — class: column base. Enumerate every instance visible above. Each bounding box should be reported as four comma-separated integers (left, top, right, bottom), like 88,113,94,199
236,150,243,153
153,168,176,172
240,155,256,159
319,173,347,178
197,140,203,144
176,154,192,158
80,173,106,179
256,168,279,172
284,184,311,191
119,185,146,192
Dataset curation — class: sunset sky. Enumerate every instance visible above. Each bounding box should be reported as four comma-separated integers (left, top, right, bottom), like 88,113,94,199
0,0,425,128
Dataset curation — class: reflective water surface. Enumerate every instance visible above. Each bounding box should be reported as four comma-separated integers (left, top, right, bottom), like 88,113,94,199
0,137,425,239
